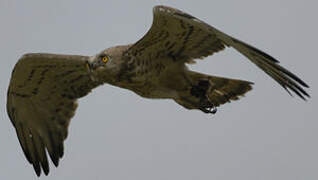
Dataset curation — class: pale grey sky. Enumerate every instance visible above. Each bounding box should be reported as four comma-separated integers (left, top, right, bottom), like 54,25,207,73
0,0,317,179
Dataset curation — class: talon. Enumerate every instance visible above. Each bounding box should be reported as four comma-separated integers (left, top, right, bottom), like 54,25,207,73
208,106,217,114
200,96,217,114
206,96,217,114
199,98,217,114
192,80,217,114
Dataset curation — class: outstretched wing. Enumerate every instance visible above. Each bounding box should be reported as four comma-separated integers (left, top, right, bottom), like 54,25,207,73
7,53,100,176
125,5,309,99
125,6,226,62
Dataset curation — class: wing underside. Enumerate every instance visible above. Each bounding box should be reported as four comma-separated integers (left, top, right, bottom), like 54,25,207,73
7,53,100,176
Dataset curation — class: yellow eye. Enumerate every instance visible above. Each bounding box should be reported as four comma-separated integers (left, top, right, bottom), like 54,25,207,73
101,56,109,63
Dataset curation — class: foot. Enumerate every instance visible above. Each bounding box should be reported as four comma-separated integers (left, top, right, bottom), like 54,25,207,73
199,97,217,114
190,79,217,114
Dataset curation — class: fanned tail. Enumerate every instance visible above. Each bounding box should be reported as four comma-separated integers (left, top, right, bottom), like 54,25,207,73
175,71,253,113
189,71,253,107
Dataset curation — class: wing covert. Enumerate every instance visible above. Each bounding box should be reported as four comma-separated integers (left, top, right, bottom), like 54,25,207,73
124,6,226,63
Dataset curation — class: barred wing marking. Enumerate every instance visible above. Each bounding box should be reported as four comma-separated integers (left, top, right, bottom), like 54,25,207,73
7,53,100,176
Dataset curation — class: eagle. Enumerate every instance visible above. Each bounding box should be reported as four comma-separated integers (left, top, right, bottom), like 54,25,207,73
7,5,309,176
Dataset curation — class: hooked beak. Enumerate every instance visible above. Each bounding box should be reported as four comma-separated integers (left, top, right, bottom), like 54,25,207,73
86,56,96,70
86,56,104,71
85,56,100,81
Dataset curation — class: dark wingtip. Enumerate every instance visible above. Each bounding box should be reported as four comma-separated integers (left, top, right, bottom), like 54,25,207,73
233,37,310,100
302,82,310,88
58,143,64,158
51,155,60,167
33,163,41,177
283,83,310,101
43,165,50,176
48,148,60,167
41,158,50,176
300,92,310,101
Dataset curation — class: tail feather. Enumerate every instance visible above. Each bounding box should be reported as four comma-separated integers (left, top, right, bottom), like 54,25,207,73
187,71,253,107
207,75,253,106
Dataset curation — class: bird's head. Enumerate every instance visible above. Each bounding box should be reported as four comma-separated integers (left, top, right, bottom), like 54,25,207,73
86,45,131,83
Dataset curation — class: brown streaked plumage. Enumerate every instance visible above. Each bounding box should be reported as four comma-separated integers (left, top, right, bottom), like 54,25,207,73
7,5,309,176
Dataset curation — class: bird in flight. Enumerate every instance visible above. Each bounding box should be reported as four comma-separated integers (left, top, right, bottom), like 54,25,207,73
7,5,309,176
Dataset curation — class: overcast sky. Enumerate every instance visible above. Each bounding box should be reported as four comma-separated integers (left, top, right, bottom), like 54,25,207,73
0,0,317,179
